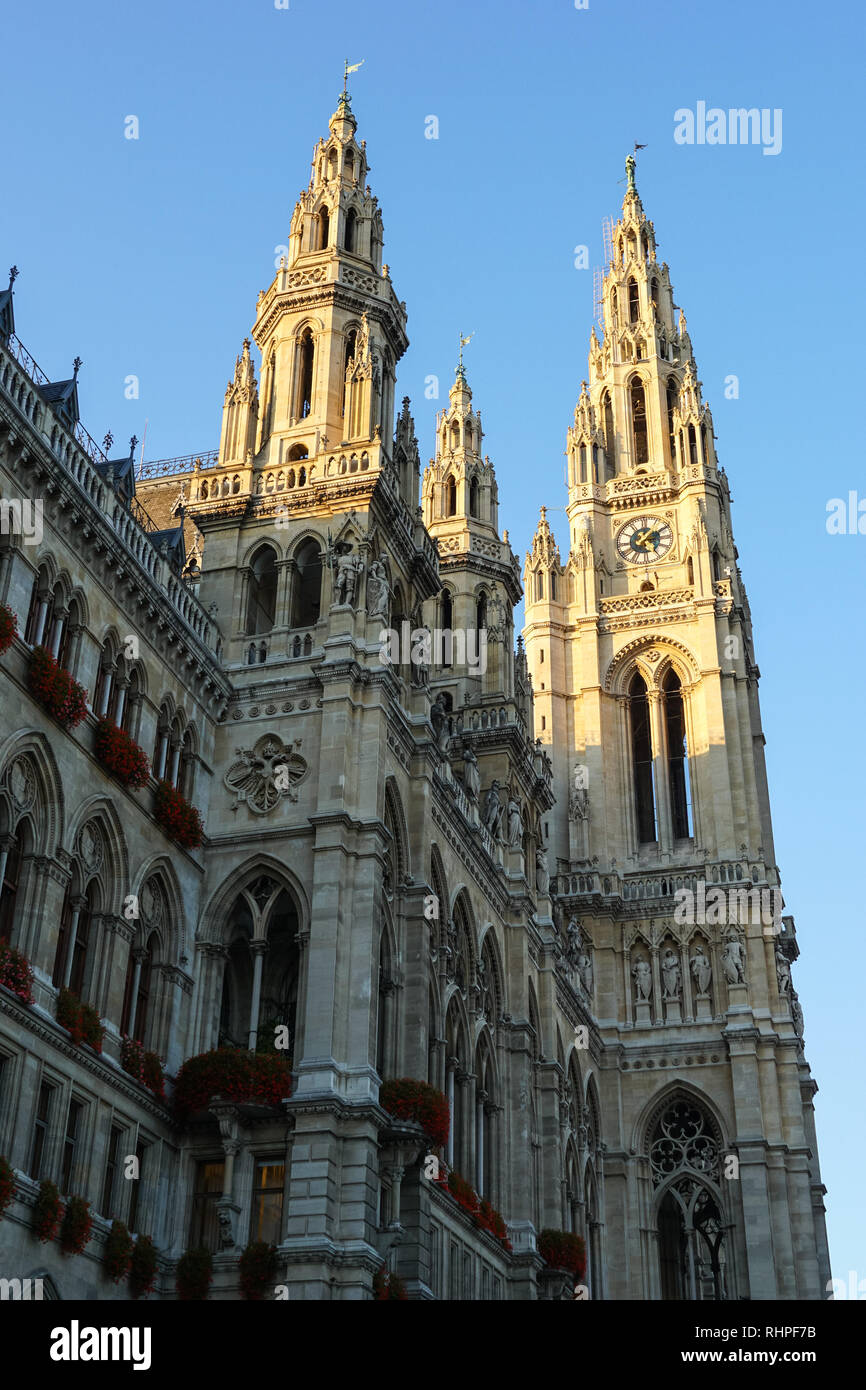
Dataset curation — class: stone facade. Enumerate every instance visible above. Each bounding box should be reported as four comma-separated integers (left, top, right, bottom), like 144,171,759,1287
0,97,828,1300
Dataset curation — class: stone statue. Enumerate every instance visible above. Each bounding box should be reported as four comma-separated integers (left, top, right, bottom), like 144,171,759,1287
661,948,682,1000
367,557,390,621
535,848,549,896
565,917,581,967
482,779,501,833
463,746,480,802
533,738,544,777
790,992,804,1037
335,548,363,607
577,948,593,995
430,692,450,750
506,795,523,848
569,785,589,821
775,943,792,996
689,944,712,996
632,956,652,1002
722,936,746,985
217,1207,234,1250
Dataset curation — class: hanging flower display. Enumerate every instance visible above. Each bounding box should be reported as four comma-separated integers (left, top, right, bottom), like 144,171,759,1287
59,1195,93,1255
173,1048,293,1121
0,603,18,656
379,1078,450,1149
153,780,204,849
95,720,149,789
129,1235,158,1299
538,1229,587,1280
27,646,88,728
0,939,34,1004
33,1180,63,1243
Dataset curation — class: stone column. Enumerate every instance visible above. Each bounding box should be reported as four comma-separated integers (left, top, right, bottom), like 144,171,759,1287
126,947,148,1039
61,896,86,989
648,690,671,852
247,939,268,1050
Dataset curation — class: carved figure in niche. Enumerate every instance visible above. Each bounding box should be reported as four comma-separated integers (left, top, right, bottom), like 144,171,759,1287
775,943,792,996
632,955,652,1002
462,746,480,802
535,848,549,896
722,936,746,985
335,547,364,606
506,794,523,848
430,692,450,750
565,917,581,967
482,779,502,833
689,943,712,995
367,557,390,621
577,948,593,994
661,948,682,1000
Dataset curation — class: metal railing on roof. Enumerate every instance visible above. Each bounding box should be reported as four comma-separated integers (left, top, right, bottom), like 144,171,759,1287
138,449,219,480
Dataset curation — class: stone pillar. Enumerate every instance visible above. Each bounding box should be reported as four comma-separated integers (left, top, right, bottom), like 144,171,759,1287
61,896,85,989
126,947,148,1039
248,939,268,1050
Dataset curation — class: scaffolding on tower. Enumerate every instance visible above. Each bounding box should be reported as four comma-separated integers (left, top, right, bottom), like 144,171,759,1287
593,216,615,331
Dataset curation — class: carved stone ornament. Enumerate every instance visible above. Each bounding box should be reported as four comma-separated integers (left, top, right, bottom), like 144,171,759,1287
225,736,310,814
77,822,103,876
6,756,36,812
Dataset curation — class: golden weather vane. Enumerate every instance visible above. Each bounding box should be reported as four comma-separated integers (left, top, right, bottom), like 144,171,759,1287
457,331,475,373
343,58,365,92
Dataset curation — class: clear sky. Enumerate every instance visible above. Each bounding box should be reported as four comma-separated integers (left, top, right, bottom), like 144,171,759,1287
4,0,863,1292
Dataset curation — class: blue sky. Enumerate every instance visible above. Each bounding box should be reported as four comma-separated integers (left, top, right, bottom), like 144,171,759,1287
4,0,863,1290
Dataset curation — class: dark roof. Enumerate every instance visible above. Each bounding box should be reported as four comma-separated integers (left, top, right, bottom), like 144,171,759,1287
149,526,186,565
38,378,77,405
0,286,14,339
95,453,136,489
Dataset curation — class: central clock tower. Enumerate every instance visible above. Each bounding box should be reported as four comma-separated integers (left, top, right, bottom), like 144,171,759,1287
522,159,830,1300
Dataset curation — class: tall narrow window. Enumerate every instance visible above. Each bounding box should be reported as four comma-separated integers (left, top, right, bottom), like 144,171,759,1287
251,1160,285,1244
666,376,678,466
0,832,24,943
245,546,278,636
476,592,487,630
446,476,457,516
650,277,659,311
441,590,453,669
297,330,315,420
579,444,587,483
469,477,479,518
602,392,615,474
30,1081,54,1180
190,1160,225,1252
629,673,656,843
536,573,544,601
664,670,692,838
344,208,357,253
342,329,357,417
101,1124,123,1218
688,423,698,467
631,377,649,467
67,886,94,999
628,277,640,324
291,539,322,627
317,206,329,249
61,1098,84,1194
687,556,694,586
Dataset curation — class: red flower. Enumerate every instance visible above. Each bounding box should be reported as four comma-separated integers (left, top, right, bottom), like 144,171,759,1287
372,1267,409,1300
176,1247,212,1301
60,1195,93,1255
129,1235,158,1299
173,1048,293,1122
154,780,204,849
104,1220,134,1282
0,939,34,1004
121,1036,165,1100
538,1229,587,1280
0,603,18,656
379,1078,450,1149
238,1241,279,1300
33,1180,63,1242
0,1155,15,1220
27,646,88,728
57,987,105,1053
95,720,149,789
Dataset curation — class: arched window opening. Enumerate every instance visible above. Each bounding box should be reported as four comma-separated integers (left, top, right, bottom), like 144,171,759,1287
469,476,479,518
687,555,694,586
664,670,692,839
342,329,357,417
630,377,649,467
476,592,487,631
54,880,96,997
712,550,721,583
375,931,392,1078
628,277,640,324
666,377,678,465
536,573,544,602
288,443,308,462
688,423,698,467
651,1100,726,1300
602,392,615,475
0,825,28,944
651,277,659,312
245,546,278,636
344,208,358,254
629,672,656,843
579,444,587,484
291,538,322,627
297,330,315,420
445,475,457,517
441,589,453,668
550,573,557,600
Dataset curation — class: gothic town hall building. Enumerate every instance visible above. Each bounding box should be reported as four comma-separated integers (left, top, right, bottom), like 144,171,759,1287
0,91,829,1300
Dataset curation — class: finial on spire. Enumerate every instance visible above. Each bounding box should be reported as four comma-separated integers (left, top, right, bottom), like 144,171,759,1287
129,435,138,461
102,431,114,453
8,266,18,290
343,57,364,92
456,330,474,381
626,143,647,194
72,356,82,380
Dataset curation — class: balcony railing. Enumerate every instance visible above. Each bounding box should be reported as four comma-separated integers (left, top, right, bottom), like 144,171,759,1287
6,333,108,466
138,449,219,480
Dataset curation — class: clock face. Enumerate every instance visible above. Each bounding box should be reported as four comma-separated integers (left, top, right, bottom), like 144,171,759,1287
616,515,673,565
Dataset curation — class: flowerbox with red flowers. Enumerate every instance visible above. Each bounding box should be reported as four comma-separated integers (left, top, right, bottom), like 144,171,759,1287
0,1154,15,1220
57,987,105,1053
538,1228,586,1281
129,1235,158,1299
379,1078,450,1149
173,1048,293,1122
60,1195,93,1255
439,1168,512,1253
372,1267,408,1300
0,939,34,1004
121,1036,165,1100
0,603,18,656
238,1241,279,1300
95,720,149,789
154,780,204,850
104,1219,134,1282
176,1247,212,1301
33,1180,62,1242
27,646,88,728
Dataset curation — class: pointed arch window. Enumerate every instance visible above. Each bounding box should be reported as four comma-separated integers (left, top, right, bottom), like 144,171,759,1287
344,208,357,253
628,277,640,324
291,538,322,627
445,475,457,517
245,546,278,636
688,423,698,468
664,670,692,839
666,377,678,466
317,206,330,249
469,476,479,518
476,592,487,631
0,826,28,944
630,377,649,467
536,573,544,601
686,555,694,586
296,330,315,420
629,673,657,844
441,589,453,668
602,391,615,474
342,329,357,418
579,444,587,484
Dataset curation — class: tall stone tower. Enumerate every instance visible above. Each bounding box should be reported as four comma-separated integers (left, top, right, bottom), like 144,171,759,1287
523,157,830,1299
